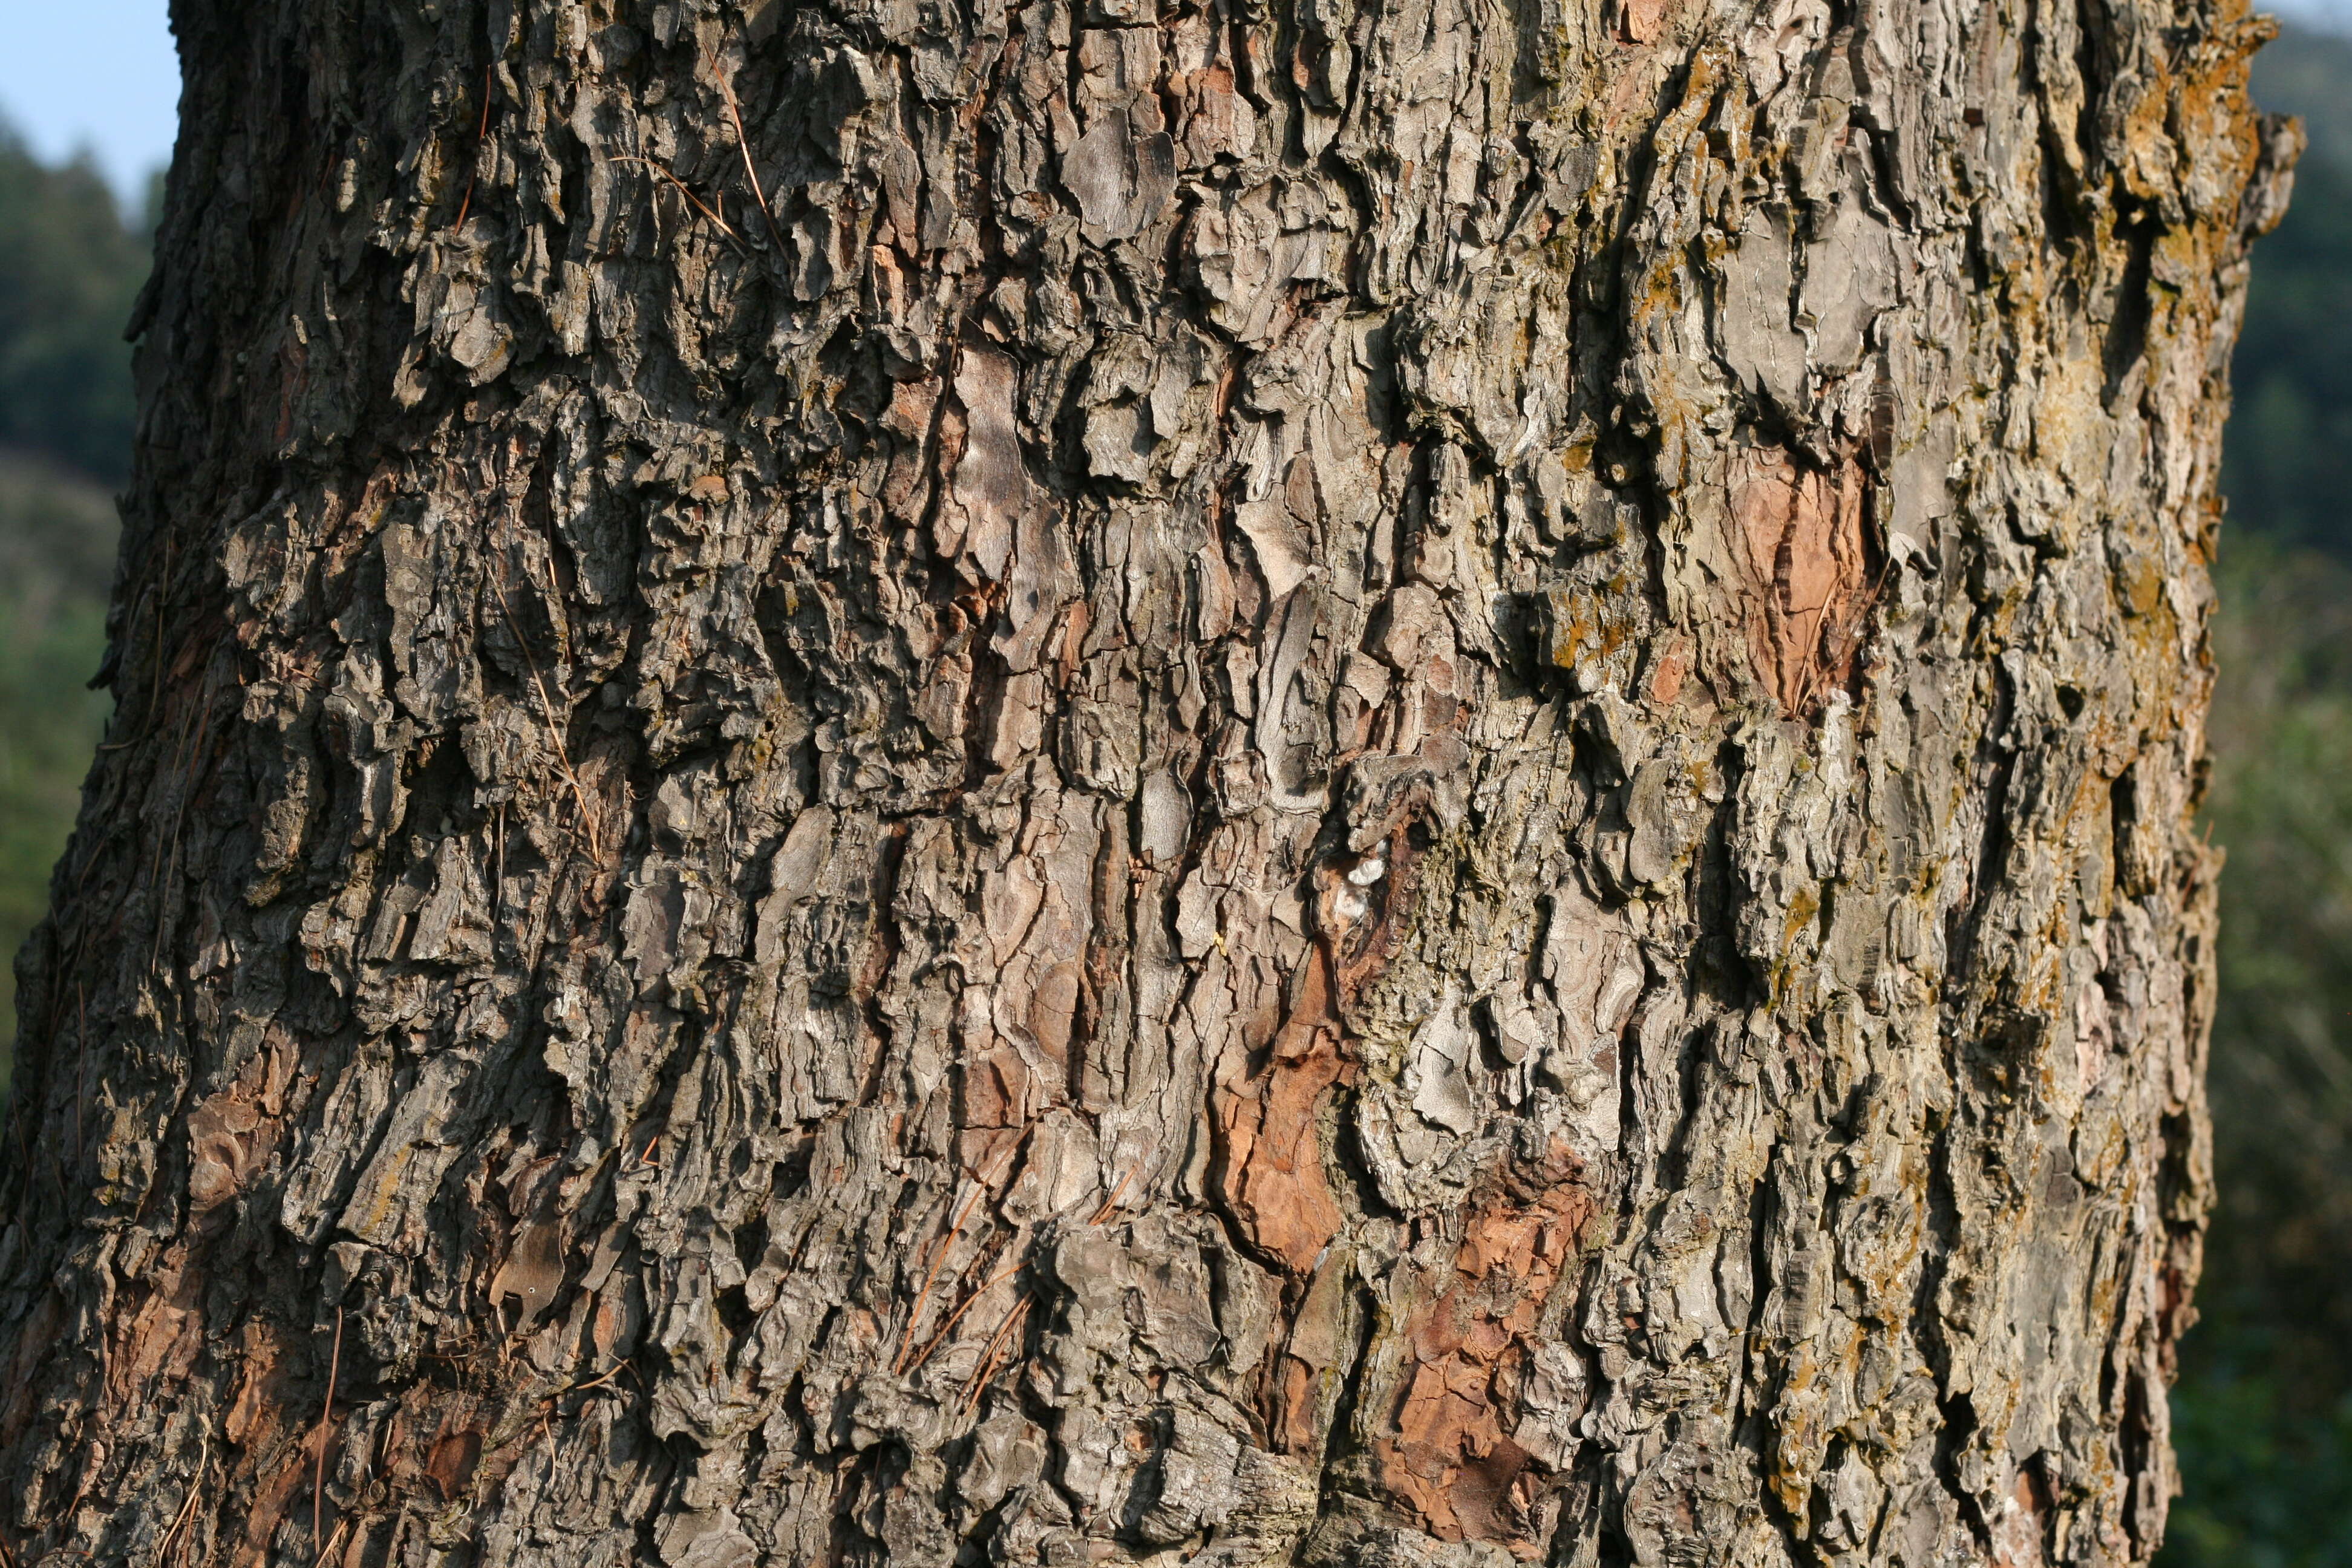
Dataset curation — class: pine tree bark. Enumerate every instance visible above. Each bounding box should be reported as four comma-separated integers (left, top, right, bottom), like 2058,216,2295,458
0,0,2294,1564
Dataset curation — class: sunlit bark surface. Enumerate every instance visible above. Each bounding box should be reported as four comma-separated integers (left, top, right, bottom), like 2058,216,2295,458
0,0,2293,1563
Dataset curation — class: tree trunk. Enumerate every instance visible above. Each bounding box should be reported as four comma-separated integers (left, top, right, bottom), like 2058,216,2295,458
0,0,2292,1563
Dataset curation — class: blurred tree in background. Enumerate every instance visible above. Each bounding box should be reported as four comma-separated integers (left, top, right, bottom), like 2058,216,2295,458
0,24,2349,1560
2221,30,2352,564
0,126,137,1093
0,129,149,484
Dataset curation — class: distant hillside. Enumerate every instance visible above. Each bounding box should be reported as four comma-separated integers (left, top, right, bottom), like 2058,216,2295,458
0,457,113,1079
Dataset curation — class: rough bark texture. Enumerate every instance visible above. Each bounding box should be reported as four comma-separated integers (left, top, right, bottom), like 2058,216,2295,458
0,0,2293,1564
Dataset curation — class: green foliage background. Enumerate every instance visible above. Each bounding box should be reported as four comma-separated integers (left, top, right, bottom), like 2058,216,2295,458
2159,29,2352,1567
0,127,141,1100
0,460,115,1068
1,29,2351,1555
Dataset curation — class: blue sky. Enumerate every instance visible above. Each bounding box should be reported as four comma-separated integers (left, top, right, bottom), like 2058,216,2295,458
0,0,178,204
0,0,2342,206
